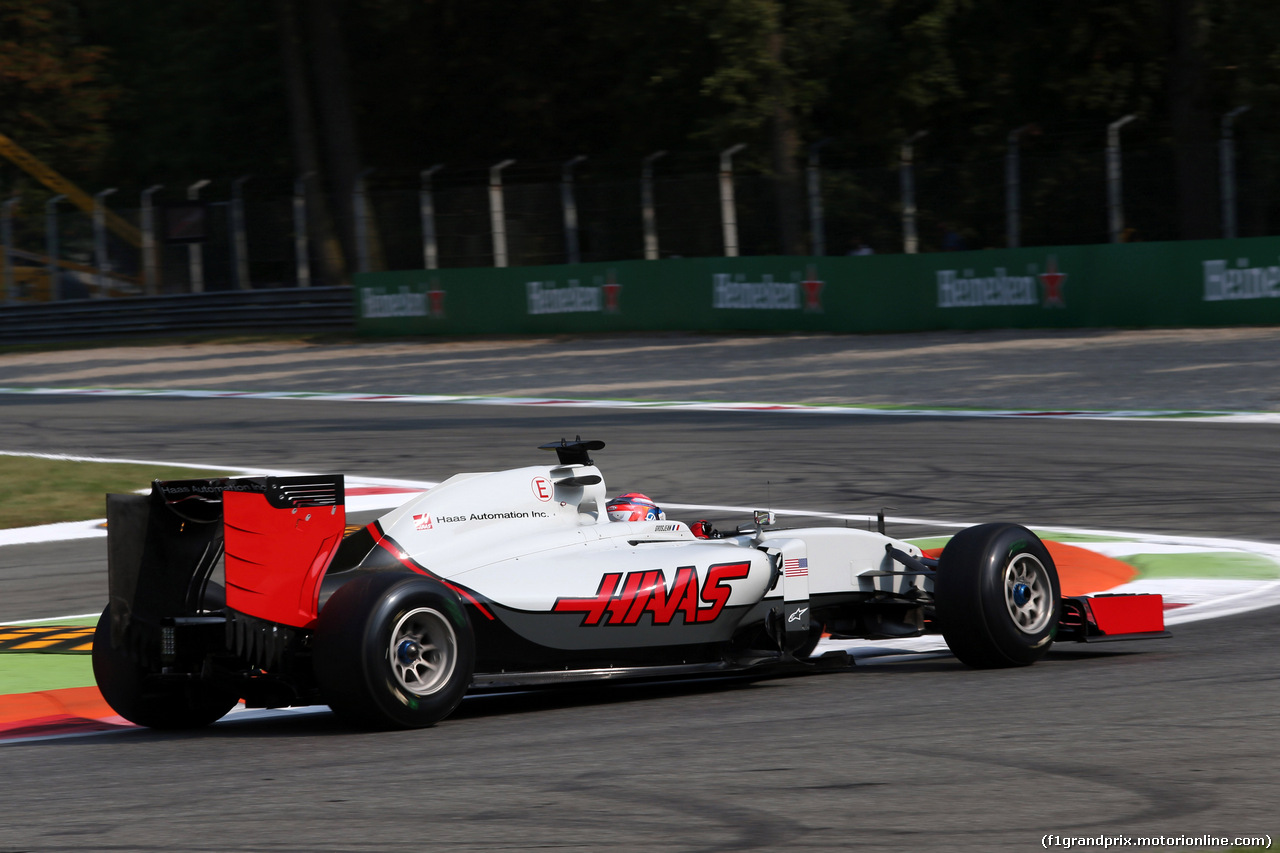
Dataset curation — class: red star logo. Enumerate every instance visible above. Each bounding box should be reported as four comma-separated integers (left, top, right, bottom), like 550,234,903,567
602,271,622,313
428,288,446,318
1039,257,1067,308
802,264,824,312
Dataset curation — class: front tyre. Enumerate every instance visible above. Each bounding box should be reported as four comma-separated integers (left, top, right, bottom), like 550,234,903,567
313,574,475,729
91,605,238,729
933,523,1061,668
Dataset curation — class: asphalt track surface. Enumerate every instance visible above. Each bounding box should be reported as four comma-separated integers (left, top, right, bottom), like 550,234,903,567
5,325,1280,412
1,337,1279,851
2,404,1279,851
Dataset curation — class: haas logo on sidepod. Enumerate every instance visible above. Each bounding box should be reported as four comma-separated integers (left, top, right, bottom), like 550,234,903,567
552,562,751,626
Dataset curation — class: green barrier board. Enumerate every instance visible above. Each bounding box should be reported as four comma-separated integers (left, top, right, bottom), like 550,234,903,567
354,236,1280,336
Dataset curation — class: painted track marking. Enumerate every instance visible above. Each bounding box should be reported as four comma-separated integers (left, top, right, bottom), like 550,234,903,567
3,385,1280,423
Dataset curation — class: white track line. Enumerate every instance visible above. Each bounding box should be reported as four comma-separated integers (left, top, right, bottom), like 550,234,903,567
4,612,100,625
3,385,1280,423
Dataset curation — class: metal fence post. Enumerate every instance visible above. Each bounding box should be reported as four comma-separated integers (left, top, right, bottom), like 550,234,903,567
1221,105,1250,240
489,159,515,267
187,179,210,292
232,175,251,289
807,139,831,256
719,144,746,257
2,196,17,303
1107,114,1137,243
561,155,586,264
93,188,117,296
420,164,442,270
1005,125,1030,248
293,173,311,288
354,168,373,274
45,194,67,300
140,185,163,295
900,131,927,254
641,151,666,260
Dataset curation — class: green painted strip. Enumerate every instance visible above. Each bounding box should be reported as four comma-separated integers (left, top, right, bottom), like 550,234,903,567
911,532,1135,548
907,536,952,550
1122,551,1280,581
0,653,96,694
1029,531,1135,544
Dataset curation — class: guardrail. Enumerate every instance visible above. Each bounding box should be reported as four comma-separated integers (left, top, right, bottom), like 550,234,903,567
0,287,354,345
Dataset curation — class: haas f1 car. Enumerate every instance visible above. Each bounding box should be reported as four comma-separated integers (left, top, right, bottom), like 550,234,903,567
94,439,1168,729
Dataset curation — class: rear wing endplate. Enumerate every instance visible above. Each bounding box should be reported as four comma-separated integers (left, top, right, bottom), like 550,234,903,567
106,475,346,648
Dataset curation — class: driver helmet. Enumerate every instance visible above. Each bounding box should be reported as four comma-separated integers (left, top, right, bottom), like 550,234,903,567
606,492,665,522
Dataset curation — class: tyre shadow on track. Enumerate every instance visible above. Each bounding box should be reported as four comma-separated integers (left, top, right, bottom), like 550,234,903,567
32,675,787,743
251,676,773,738
27,648,1160,745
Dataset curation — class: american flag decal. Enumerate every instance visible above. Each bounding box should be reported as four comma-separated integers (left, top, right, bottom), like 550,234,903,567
783,557,809,577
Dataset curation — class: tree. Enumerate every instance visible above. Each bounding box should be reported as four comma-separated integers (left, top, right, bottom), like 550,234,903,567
0,0,115,178
28,0,1280,263
76,3,287,189
276,0,345,286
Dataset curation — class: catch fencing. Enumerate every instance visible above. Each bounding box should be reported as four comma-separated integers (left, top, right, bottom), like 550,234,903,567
5,121,1280,302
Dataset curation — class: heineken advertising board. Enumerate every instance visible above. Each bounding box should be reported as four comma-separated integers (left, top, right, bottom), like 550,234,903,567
354,236,1280,336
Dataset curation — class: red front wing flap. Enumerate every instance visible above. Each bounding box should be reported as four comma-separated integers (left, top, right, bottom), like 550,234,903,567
1057,593,1171,643
224,477,346,629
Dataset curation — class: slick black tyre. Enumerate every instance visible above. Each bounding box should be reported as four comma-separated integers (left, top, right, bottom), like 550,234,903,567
91,605,238,729
933,523,1061,668
313,573,475,729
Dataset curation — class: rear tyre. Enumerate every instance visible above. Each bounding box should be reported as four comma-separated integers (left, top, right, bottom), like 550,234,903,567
91,605,238,729
313,573,475,729
933,523,1061,668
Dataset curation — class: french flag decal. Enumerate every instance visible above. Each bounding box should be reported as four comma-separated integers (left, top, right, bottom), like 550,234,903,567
783,557,809,577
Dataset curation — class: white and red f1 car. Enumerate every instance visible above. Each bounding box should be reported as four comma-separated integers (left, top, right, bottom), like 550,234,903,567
93,439,1169,729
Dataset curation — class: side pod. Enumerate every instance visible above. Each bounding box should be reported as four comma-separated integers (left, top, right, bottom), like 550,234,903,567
1057,593,1172,643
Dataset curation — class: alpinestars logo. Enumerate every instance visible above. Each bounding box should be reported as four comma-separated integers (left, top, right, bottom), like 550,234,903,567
553,563,751,626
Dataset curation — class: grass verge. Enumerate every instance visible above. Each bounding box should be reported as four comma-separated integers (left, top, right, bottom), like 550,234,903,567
0,455,229,529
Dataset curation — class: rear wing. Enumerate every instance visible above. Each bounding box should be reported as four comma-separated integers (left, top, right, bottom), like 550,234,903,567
106,475,346,650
